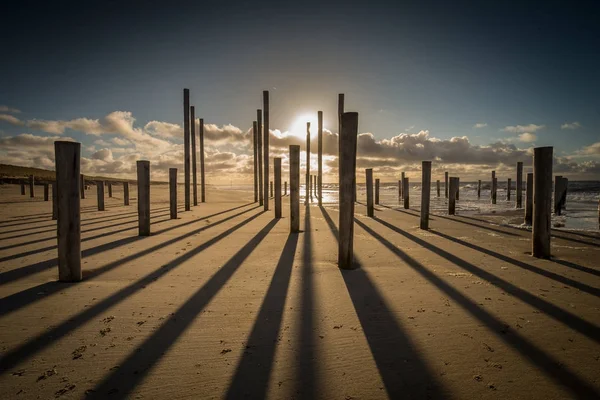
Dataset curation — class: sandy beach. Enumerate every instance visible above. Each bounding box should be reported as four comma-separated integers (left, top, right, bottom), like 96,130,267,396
1,183,599,399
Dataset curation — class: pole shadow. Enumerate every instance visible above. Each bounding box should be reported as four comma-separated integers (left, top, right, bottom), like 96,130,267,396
432,214,520,237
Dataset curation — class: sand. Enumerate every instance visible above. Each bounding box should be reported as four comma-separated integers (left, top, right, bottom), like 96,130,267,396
0,183,599,399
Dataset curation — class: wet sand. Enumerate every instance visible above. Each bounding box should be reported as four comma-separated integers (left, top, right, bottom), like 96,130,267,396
1,183,599,399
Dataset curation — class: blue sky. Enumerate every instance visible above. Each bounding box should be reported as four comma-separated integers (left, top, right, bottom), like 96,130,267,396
1,0,599,181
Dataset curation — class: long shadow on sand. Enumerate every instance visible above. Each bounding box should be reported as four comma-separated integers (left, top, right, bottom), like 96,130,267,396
431,213,521,237
225,232,299,399
87,218,278,399
319,206,446,398
355,217,599,399
0,211,268,375
379,203,437,221
550,258,600,278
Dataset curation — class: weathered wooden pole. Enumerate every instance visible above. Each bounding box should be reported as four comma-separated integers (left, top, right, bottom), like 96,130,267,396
169,168,177,220
456,177,460,200
199,118,206,203
525,172,533,225
123,182,130,206
561,177,568,210
290,145,300,233
366,169,374,217
403,177,410,209
20,181,25,195
318,110,323,205
108,182,112,198
183,88,191,211
44,183,49,201
477,180,481,199
444,171,449,198
436,180,440,197
80,174,85,199
516,161,523,208
420,161,432,230
263,91,270,211
29,175,35,198
448,177,458,215
52,182,57,220
137,160,150,237
284,181,288,196
313,175,317,198
274,157,282,218
553,175,562,215
507,178,512,201
270,181,273,198
491,171,496,204
97,181,105,211
305,122,311,205
257,109,263,206
309,175,313,199
191,106,198,206
253,121,258,202
54,141,81,282
375,178,380,205
398,179,402,202
532,147,553,258
339,112,358,269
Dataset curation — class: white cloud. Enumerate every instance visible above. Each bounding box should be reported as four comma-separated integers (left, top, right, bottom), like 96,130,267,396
577,142,600,156
0,114,23,125
561,121,581,130
473,123,488,129
503,124,544,133
0,106,21,114
518,132,537,142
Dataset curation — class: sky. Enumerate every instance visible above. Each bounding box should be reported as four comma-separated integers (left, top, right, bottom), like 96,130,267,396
1,0,599,182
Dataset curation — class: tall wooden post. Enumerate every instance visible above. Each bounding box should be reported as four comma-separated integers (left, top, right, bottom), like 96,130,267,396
290,145,300,233
97,181,105,211
274,158,282,218
491,171,496,203
200,118,206,203
339,112,358,269
532,147,553,258
554,176,562,215
436,180,440,197
507,178,512,201
257,109,263,206
305,122,311,205
183,88,190,211
366,169,374,217
561,177,568,210
525,172,533,225
477,180,481,199
80,174,85,199
263,91,270,211
20,181,25,195
318,110,323,205
43,183,49,201
191,106,198,206
52,182,57,220
420,161,432,230
270,181,273,198
448,177,458,215
403,177,410,209
284,181,287,196
375,178,380,205
444,171,449,198
29,175,34,198
54,141,81,282
123,182,130,206
137,160,150,237
253,121,258,202
516,161,523,208
108,182,112,198
456,177,460,200
169,168,177,219
398,180,402,203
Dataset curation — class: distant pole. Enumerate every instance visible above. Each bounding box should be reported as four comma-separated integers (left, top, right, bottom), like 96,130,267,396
169,168,177,219
477,180,481,199
553,175,562,215
366,169,374,217
191,106,198,206
183,88,190,211
339,112,358,269
123,182,130,206
274,157,282,218
456,177,460,201
449,177,458,215
200,118,206,203
525,172,533,225
54,141,81,282
313,175,317,198
80,174,85,199
398,179,402,203
532,147,553,258
375,178,380,205
561,177,568,210
253,121,258,202
270,181,273,198
137,160,150,237
108,182,112,198
52,182,57,220
516,161,523,208
507,178,512,201
44,183,49,201
257,109,263,206
305,122,311,205
444,171,449,198
284,181,287,196
436,180,440,197
309,175,313,200
290,145,300,232
20,181,25,195
29,175,34,198
403,177,410,209
318,110,323,205
491,170,496,203
420,161,432,229
263,91,270,211
97,181,105,211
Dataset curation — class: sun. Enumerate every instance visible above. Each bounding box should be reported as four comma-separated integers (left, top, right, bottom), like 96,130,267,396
289,113,321,138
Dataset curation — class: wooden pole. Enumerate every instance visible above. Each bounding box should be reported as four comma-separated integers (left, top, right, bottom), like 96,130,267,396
318,110,323,205
554,175,562,215
183,88,190,211
20,181,25,195
137,160,150,237
507,178,512,201
284,181,287,196
257,109,263,206
516,161,523,208
313,175,317,198
305,122,310,205
44,183,49,201
29,175,34,198
436,180,440,197
456,177,460,200
97,181,105,211
270,181,273,198
54,141,81,282
375,178,380,205
274,157,282,218
561,177,568,210
491,171,496,203
253,121,258,202
339,112,358,269
366,169,374,217
169,168,177,219
444,171,449,198
191,106,198,206
52,182,57,220
108,182,112,198
449,177,458,215
398,179,401,202
80,174,85,199
525,172,533,225
290,145,300,233
309,175,313,200
123,182,129,206
477,180,481,199
403,177,410,209
532,146,553,258
200,118,206,203
263,91,270,211
420,161,432,230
